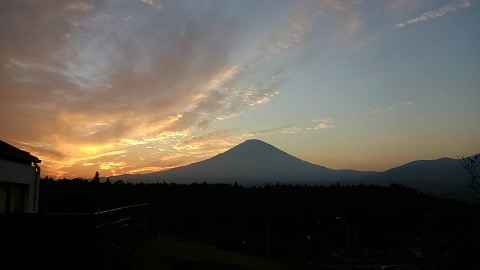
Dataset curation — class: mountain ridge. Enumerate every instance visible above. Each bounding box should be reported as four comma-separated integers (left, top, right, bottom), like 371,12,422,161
109,139,478,199
110,139,373,184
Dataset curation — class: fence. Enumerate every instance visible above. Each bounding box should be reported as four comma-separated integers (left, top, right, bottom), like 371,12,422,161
0,203,151,270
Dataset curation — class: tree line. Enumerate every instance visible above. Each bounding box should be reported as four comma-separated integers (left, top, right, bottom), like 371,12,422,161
38,177,480,268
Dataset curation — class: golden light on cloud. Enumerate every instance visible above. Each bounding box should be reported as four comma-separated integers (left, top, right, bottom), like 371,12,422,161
173,144,199,151
161,153,187,161
99,161,127,171
2,0,477,179
143,131,191,143
79,144,116,156
128,166,176,174
204,65,238,91
0,1,303,178
119,139,147,146
216,113,239,121
314,122,333,129
306,120,334,130
67,1,94,11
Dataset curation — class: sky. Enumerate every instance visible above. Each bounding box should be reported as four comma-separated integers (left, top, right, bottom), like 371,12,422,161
1,0,479,179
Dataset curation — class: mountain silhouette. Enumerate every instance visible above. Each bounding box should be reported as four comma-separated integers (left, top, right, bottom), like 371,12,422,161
371,157,470,184
363,156,478,187
111,139,372,184
358,155,479,200
108,139,478,198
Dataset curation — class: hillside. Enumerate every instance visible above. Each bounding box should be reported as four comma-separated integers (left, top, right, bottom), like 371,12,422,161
111,139,372,184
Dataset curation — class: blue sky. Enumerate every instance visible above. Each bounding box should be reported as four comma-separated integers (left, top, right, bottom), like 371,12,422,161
0,0,479,178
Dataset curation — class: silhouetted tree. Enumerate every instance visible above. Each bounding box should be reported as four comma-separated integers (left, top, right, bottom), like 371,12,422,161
114,179,124,185
459,154,480,201
105,177,112,184
92,171,100,184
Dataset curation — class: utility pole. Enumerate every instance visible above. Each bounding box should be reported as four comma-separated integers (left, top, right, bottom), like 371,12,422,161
336,217,350,264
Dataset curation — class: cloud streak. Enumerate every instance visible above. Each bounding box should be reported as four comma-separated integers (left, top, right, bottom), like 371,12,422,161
0,0,309,178
307,119,334,130
371,107,395,114
393,1,471,29
3,1,469,178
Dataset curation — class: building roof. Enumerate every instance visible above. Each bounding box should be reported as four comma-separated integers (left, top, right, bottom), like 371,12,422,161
0,140,41,165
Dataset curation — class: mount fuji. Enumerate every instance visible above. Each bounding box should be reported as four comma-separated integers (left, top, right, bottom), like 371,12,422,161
110,139,373,184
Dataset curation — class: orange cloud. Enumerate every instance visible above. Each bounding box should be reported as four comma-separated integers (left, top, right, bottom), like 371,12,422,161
0,1,310,178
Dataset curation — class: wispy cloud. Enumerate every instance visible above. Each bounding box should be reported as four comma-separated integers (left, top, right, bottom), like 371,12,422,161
243,125,303,137
139,0,162,10
307,119,334,130
370,102,414,115
67,1,94,11
393,1,472,29
281,127,303,134
1,1,297,177
169,130,250,161
314,122,333,129
461,0,472,8
3,0,467,178
371,107,395,114
140,0,154,6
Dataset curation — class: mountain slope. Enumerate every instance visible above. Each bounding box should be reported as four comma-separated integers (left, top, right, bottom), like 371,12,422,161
358,156,480,201
368,157,472,185
111,139,372,184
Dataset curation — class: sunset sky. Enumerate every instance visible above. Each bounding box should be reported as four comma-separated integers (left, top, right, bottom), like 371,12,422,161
1,0,479,179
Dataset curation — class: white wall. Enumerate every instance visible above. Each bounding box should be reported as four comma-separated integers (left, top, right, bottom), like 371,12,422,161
0,159,37,213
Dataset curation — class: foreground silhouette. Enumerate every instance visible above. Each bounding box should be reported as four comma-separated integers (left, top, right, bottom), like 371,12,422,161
31,179,480,269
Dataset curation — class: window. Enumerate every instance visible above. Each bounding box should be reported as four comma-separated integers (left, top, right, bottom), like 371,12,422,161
0,182,26,213
0,184,6,213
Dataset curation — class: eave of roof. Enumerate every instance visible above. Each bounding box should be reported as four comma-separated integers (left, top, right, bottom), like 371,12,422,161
0,140,41,163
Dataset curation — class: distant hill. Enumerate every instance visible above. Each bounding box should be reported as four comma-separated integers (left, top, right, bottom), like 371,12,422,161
110,139,373,185
368,157,469,184
109,139,478,200
360,156,478,201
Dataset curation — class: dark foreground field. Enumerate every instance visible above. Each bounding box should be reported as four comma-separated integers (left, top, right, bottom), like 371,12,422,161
5,179,480,269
